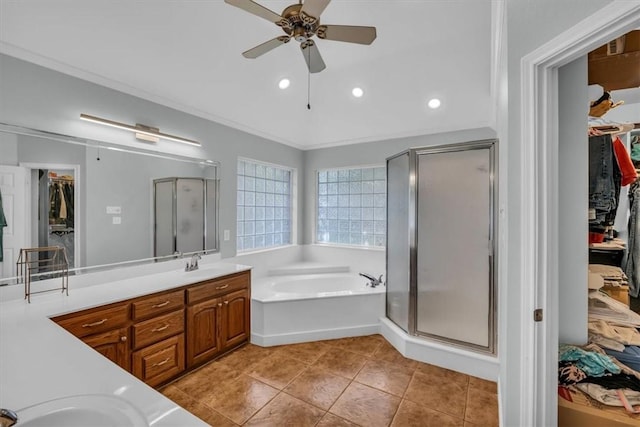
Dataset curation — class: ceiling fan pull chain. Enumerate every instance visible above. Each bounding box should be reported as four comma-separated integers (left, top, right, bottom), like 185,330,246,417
307,47,311,110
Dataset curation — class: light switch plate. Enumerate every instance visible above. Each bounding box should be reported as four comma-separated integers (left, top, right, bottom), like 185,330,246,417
106,206,121,214
112,216,121,225
223,230,230,241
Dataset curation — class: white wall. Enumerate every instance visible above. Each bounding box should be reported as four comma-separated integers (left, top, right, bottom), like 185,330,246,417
558,56,589,345
502,0,614,426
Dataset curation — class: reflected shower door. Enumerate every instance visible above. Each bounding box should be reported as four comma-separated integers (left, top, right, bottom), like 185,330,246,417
416,145,494,349
176,178,205,254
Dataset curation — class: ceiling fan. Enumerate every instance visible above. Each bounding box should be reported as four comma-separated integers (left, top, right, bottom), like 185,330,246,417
224,0,377,73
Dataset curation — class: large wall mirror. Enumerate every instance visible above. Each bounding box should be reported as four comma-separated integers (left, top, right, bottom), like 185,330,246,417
0,124,219,285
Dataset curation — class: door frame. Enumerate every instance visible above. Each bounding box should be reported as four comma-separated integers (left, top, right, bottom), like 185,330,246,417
519,2,640,425
20,162,82,269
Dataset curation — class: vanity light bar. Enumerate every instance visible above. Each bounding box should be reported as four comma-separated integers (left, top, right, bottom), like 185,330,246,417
80,113,201,146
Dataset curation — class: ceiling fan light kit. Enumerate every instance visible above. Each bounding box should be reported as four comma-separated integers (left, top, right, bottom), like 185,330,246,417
225,0,377,73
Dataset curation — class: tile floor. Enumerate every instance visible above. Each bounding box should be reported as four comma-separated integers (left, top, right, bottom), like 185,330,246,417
161,335,499,426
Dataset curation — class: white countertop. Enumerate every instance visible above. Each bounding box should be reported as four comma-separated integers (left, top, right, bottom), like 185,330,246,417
0,261,252,426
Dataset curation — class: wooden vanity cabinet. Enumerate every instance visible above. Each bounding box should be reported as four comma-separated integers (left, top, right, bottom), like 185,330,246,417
54,302,131,371
53,269,250,387
186,271,251,368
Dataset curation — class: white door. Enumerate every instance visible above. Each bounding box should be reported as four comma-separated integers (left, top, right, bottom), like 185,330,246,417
0,165,27,280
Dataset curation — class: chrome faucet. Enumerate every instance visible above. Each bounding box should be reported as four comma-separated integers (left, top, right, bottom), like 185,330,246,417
185,253,201,272
0,409,18,427
359,273,384,288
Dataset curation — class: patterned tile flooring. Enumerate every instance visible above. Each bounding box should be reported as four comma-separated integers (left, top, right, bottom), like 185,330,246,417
161,335,499,426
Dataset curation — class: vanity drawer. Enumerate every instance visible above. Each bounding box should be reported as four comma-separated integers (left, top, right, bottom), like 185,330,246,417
132,289,184,320
132,333,185,387
186,271,250,304
55,303,130,338
132,309,184,350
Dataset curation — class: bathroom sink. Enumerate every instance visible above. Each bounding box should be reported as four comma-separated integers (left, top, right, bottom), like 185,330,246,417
17,395,148,427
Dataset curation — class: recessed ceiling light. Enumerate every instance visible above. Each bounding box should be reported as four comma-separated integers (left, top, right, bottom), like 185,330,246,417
278,78,290,89
352,87,364,98
428,98,441,109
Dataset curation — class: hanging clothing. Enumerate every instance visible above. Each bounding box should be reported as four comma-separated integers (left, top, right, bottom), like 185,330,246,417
626,180,640,298
0,189,6,262
62,182,74,228
589,135,620,228
613,137,639,186
49,181,73,222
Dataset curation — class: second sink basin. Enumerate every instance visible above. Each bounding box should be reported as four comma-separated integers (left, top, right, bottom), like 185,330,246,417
17,394,148,427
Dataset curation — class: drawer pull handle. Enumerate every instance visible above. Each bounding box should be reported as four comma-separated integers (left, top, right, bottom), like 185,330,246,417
224,301,229,305
152,357,171,368
82,318,108,328
215,284,229,290
120,336,127,342
152,301,170,308
217,302,222,307
152,324,170,333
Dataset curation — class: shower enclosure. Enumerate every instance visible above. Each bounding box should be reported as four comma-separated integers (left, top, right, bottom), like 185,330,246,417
386,139,497,354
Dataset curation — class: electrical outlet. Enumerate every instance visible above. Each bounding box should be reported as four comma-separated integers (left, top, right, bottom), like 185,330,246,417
106,206,121,214
112,216,121,225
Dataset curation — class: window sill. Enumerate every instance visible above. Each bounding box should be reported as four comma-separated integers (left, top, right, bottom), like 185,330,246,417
312,243,385,251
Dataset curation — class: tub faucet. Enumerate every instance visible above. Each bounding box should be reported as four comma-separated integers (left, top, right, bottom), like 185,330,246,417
359,273,384,288
0,409,18,427
185,253,201,272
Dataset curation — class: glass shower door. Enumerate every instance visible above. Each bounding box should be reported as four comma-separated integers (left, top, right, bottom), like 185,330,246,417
386,151,412,332
415,144,495,350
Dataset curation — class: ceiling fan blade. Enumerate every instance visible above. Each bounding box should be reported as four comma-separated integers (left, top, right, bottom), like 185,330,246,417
224,0,283,24
300,40,326,73
242,36,290,58
300,0,331,20
317,25,377,45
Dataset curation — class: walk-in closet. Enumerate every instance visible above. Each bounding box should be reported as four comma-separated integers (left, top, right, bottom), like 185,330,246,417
558,29,640,426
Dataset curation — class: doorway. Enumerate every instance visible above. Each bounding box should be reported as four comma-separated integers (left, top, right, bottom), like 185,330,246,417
519,2,640,425
22,162,81,272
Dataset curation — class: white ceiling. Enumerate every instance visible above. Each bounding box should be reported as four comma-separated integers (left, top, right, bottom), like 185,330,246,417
0,0,495,150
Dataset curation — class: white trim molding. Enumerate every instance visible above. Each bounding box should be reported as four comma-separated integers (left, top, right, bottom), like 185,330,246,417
519,2,640,426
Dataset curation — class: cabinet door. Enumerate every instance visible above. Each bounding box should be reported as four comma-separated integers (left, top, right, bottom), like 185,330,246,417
186,297,222,368
221,289,250,351
82,327,130,371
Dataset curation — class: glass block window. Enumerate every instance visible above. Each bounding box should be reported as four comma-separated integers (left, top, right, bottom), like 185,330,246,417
237,159,292,252
316,166,386,247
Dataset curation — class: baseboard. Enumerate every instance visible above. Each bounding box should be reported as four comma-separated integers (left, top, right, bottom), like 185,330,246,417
251,323,381,347
380,317,500,381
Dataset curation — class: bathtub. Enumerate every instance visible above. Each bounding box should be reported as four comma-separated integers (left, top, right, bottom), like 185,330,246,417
251,271,385,346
